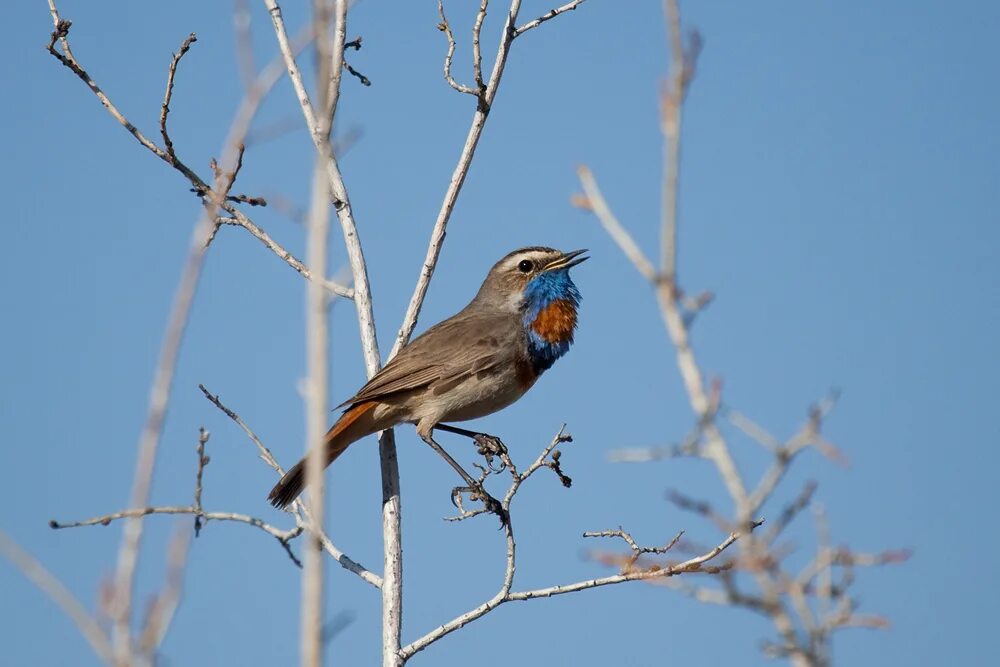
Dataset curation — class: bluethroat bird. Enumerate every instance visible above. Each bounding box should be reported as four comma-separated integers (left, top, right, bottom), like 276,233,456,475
268,247,588,518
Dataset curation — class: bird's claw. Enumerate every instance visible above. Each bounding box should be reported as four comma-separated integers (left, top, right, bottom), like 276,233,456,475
473,433,508,473
450,484,509,527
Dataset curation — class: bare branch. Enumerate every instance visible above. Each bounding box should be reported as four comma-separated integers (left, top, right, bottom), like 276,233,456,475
299,0,344,660
436,1,479,96
259,17,397,645
575,166,657,282
747,393,843,515
401,524,752,660
137,526,192,655
233,0,257,89
726,408,782,453
514,0,588,37
197,384,382,587
393,0,593,355
401,427,752,660
160,32,198,163
192,428,210,536
471,1,489,91
583,528,684,560
0,530,114,664
764,480,817,543
214,217,353,298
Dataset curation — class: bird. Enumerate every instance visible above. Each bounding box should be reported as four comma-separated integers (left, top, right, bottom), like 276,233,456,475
267,246,588,513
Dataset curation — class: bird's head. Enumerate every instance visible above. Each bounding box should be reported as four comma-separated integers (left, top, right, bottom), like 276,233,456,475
473,246,589,314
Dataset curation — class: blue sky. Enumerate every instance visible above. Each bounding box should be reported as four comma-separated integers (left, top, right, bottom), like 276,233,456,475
2,0,998,665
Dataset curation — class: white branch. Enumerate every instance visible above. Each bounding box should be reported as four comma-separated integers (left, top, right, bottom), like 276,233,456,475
514,0,588,36
400,525,746,660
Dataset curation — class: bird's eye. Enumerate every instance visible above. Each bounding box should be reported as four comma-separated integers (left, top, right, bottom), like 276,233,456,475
517,259,534,273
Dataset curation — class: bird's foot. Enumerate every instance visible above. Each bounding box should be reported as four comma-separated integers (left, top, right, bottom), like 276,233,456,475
473,433,508,473
451,484,508,527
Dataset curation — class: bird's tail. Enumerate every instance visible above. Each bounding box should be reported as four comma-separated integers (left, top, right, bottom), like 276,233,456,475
267,401,379,509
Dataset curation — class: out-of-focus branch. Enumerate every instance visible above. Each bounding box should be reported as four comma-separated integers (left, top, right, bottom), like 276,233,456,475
197,385,380,585
51,385,387,584
42,3,358,659
299,0,345,662
746,393,844,516
47,7,350,300
234,0,256,89
137,526,192,656
261,9,401,660
0,531,114,665
575,1,906,663
575,166,657,282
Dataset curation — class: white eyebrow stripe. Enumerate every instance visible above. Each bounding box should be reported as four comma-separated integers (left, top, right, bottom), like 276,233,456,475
499,250,556,271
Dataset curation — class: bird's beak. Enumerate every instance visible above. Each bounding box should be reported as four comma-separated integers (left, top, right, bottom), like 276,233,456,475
544,249,589,272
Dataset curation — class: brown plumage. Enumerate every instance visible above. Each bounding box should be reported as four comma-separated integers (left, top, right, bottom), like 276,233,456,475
267,401,377,509
267,247,588,509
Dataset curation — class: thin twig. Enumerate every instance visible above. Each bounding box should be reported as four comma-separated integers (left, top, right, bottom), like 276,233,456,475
196,383,381,586
192,428,210,536
160,33,198,162
396,0,581,355
514,0,588,36
400,523,752,660
436,1,479,95
51,506,304,567
214,217,353,298
471,1,489,91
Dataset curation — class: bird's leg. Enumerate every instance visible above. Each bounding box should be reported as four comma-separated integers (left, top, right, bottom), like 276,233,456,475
435,423,508,472
418,429,508,526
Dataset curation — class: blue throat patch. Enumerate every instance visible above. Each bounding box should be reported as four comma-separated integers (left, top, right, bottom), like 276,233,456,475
522,270,582,373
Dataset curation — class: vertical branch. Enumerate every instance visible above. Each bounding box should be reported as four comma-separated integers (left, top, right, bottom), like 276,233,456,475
655,0,746,510
302,146,331,666
660,0,683,280
300,1,342,664
471,1,489,92
261,5,403,664
44,2,313,662
109,106,234,667
391,0,526,355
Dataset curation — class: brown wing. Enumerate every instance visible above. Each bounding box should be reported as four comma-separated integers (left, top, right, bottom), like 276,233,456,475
337,309,518,408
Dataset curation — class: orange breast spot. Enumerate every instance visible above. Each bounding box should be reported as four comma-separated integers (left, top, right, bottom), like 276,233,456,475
531,299,578,343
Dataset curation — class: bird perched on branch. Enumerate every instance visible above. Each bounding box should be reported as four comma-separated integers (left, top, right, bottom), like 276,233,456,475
268,246,588,516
